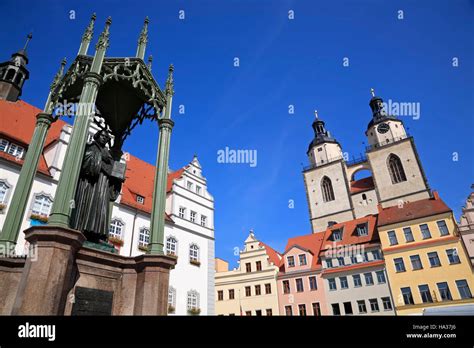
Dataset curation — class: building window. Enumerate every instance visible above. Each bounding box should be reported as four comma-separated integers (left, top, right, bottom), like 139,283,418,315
0,181,10,204
401,287,414,305
372,250,382,260
299,254,307,266
168,287,176,309
326,258,333,268
0,139,25,159
166,236,178,256
321,176,335,202
394,258,406,272
245,311,251,316
356,223,368,236
287,256,295,267
246,263,251,273
331,228,343,241
388,231,398,245
357,300,367,314
364,272,374,285
217,290,224,301
418,284,433,303
285,305,292,316
255,310,262,316
178,206,186,219
298,304,307,316
187,181,193,191
265,283,271,294
245,286,251,297
187,290,199,311
437,282,453,301
446,249,460,264
136,195,144,204
255,285,261,296
353,274,362,287
331,303,341,315
283,280,290,294
420,224,432,239
200,215,207,227
343,301,353,315
196,185,202,195
312,302,321,316
229,289,235,300
296,278,304,292
437,220,449,236
455,280,472,299
369,299,379,312
403,227,414,242
256,261,262,271
31,194,53,217
381,297,393,311
189,244,200,263
190,210,197,223
266,309,272,316
328,278,337,291
388,154,407,184
337,257,345,266
376,270,386,284
109,219,124,239
138,228,150,248
410,255,423,270
309,276,317,291
340,276,349,289
428,251,441,267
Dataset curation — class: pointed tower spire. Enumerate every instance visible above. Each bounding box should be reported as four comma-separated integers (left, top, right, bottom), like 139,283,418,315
78,13,96,55
310,110,337,145
368,87,389,123
49,58,67,92
136,17,149,60
23,33,33,51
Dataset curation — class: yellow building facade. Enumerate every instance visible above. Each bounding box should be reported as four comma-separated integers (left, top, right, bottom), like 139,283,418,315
378,193,474,315
215,231,281,316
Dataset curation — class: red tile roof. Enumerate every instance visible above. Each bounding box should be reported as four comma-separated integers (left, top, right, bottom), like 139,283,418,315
377,191,451,227
319,215,379,253
0,99,185,217
258,241,282,267
282,231,326,270
350,176,375,194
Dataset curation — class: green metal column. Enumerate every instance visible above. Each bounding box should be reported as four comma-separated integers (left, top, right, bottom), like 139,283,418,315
48,18,111,229
148,65,174,255
0,59,67,254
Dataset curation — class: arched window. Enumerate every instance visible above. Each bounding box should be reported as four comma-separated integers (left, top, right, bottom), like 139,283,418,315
388,154,407,184
187,290,200,311
321,176,335,202
5,69,15,81
109,219,124,239
31,194,53,217
14,73,22,85
138,227,150,247
189,243,200,263
166,236,178,256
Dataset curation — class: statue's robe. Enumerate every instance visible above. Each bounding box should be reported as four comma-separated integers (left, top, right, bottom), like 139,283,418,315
70,141,121,240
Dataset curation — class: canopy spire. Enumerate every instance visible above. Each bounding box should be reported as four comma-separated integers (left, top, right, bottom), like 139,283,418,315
136,17,149,60
78,13,96,55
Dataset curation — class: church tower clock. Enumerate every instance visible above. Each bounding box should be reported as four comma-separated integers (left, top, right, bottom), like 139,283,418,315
365,89,431,208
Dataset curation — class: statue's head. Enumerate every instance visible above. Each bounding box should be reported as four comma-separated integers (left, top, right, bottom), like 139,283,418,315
93,130,111,147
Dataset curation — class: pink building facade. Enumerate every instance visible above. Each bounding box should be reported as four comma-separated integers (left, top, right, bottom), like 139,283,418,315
277,232,329,315
459,185,474,266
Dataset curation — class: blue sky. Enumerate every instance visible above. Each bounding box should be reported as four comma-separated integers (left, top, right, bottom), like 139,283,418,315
1,0,473,268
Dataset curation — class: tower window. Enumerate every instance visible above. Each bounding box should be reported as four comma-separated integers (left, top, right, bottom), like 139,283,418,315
321,176,335,202
387,154,407,184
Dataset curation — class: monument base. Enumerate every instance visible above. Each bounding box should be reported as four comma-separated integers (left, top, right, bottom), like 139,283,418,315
0,225,176,315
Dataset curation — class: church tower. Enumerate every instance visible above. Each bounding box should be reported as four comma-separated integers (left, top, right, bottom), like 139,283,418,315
303,111,355,233
365,89,431,207
0,34,31,102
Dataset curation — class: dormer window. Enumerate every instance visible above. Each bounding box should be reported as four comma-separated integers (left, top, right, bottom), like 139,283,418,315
287,256,295,268
0,139,25,159
298,254,307,266
356,223,368,236
331,228,343,241
196,186,202,195
136,195,144,204
187,181,193,190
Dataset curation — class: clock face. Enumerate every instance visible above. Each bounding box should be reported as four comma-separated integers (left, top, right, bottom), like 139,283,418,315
377,123,390,134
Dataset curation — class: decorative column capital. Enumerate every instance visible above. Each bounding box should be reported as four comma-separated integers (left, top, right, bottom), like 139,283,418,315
158,118,174,130
36,113,55,126
84,71,103,86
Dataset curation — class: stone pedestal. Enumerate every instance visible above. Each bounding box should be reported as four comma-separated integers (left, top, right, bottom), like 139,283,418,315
0,257,26,314
11,226,85,315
